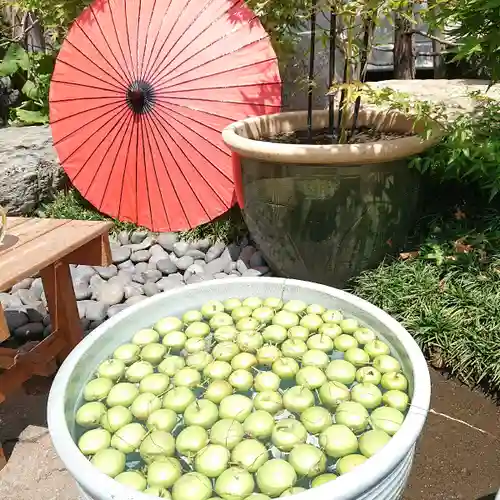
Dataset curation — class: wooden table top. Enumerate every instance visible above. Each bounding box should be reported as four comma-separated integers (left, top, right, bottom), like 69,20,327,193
0,217,113,292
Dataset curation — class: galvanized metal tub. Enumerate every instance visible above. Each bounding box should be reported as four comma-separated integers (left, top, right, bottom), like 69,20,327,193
222,109,441,287
48,277,431,500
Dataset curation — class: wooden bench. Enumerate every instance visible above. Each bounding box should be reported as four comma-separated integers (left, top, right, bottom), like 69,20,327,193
0,217,113,468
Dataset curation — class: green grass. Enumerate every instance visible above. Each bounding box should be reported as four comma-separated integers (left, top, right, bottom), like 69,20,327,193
352,257,500,395
351,186,500,397
38,188,247,242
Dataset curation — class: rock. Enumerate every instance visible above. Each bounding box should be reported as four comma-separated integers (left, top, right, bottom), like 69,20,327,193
158,232,178,251
76,301,87,319
205,242,226,262
95,282,124,306
225,243,241,261
89,274,105,291
236,259,249,274
0,292,22,309
243,268,268,277
149,247,169,265
90,319,104,330
176,255,194,271
94,265,118,280
249,251,266,268
4,309,29,330
124,236,154,252
194,259,206,267
131,249,151,263
239,245,256,264
147,261,159,271
13,322,44,340
214,272,230,279
109,272,133,286
253,266,271,275
173,241,190,257
112,246,131,264
15,289,39,306
107,304,128,317
132,273,146,285
118,259,135,271
230,270,242,276
157,276,185,291
134,262,149,274
74,282,91,300
186,273,210,284
130,230,149,244
166,272,184,282
42,314,51,326
224,261,237,274
72,265,96,284
191,238,211,252
205,254,232,275
125,295,147,306
26,305,47,323
143,282,160,296
43,324,52,337
186,248,206,260
0,126,67,215
143,269,162,282
85,301,108,321
30,277,44,300
157,258,178,275
124,283,144,298
11,277,34,292
117,230,130,245
80,318,90,331
184,263,205,281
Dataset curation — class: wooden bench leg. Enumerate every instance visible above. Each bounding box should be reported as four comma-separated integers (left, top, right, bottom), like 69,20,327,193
40,261,83,362
0,443,6,471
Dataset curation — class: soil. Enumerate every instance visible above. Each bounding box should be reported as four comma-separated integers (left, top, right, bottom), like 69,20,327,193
261,126,414,146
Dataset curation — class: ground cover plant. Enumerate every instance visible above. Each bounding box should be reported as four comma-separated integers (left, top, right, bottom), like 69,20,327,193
352,179,500,396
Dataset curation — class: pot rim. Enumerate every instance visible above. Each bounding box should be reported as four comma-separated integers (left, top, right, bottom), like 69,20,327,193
222,108,442,165
48,277,431,500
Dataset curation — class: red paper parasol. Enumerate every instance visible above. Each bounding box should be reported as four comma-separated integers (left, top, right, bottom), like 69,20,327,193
50,0,281,231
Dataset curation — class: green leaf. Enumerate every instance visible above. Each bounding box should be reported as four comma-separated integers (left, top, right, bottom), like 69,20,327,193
14,108,49,124
4,43,29,71
0,59,19,77
21,80,39,100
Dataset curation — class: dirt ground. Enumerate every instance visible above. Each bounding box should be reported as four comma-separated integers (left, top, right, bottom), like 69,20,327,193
0,368,499,499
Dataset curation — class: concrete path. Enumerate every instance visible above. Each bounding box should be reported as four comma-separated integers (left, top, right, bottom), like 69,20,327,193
0,369,498,499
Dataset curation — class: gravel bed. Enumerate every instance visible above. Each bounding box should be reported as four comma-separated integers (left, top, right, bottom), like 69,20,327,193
0,230,272,344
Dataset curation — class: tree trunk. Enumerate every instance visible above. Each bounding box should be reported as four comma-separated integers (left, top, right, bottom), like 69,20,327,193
429,0,446,78
394,6,415,79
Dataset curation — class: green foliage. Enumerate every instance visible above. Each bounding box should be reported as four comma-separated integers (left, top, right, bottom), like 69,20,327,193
246,0,312,56
40,188,246,242
0,43,54,124
433,0,500,82
352,255,500,394
410,96,500,201
6,0,91,41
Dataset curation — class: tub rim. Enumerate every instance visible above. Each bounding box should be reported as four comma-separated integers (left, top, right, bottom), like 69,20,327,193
48,277,431,500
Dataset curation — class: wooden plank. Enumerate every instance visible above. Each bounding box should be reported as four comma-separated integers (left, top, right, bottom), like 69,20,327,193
0,332,66,401
63,232,112,267
40,262,83,361
3,217,30,230
0,445,6,471
0,347,16,369
0,218,69,256
0,303,9,342
0,219,112,291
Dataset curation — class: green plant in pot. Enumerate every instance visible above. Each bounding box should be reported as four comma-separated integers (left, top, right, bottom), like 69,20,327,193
223,0,442,287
